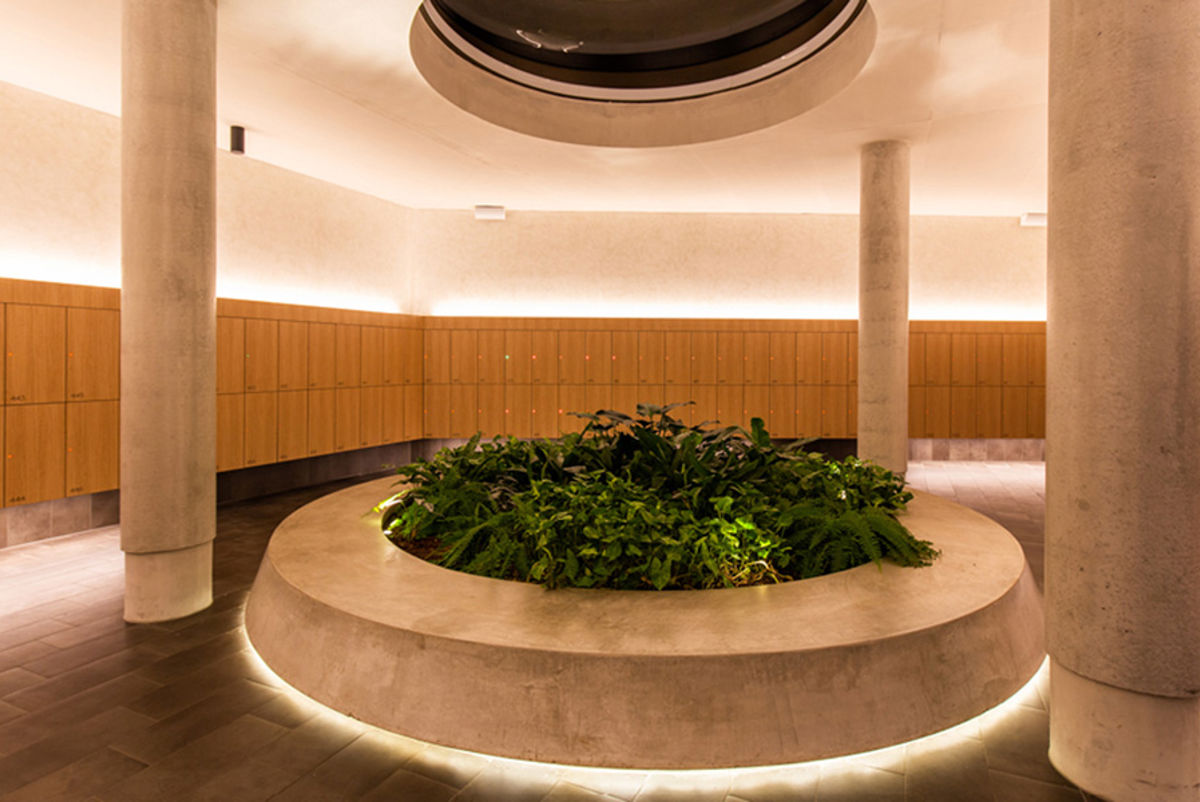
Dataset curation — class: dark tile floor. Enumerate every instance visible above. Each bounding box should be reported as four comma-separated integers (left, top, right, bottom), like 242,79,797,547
0,463,1101,801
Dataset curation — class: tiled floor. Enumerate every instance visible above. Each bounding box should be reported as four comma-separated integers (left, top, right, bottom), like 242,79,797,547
0,463,1100,801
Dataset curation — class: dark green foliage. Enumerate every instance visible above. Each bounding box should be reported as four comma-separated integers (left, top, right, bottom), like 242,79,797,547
378,404,938,590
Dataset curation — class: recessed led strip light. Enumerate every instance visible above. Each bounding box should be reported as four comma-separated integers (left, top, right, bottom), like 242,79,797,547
421,0,868,102
239,614,1048,793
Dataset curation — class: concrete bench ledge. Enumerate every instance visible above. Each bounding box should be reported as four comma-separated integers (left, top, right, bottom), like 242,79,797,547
245,476,1044,769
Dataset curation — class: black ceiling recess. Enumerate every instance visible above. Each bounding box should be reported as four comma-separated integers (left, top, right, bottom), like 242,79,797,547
422,0,863,97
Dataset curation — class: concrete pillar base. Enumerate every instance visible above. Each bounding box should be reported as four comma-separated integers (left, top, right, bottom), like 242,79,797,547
1049,659,1200,801
124,541,213,623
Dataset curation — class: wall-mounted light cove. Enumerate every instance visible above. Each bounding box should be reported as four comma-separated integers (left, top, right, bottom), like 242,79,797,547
217,279,400,314
431,298,857,320
0,250,119,288
1019,212,1047,227
474,204,506,221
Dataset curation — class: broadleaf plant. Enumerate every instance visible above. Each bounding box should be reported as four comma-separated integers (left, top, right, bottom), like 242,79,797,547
377,404,937,590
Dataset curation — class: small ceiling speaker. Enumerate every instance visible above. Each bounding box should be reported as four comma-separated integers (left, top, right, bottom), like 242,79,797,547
230,125,246,155
474,204,506,221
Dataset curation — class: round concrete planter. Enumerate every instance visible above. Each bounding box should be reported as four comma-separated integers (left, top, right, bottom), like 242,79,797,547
245,476,1044,769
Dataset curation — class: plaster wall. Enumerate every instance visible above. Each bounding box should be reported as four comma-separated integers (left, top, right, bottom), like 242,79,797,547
411,209,1046,321
0,80,409,313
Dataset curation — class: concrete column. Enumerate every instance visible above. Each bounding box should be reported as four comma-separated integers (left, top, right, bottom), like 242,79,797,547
1046,2,1200,799
857,140,910,475
121,0,217,623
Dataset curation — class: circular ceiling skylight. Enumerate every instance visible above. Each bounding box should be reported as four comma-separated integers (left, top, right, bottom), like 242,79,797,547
411,0,876,145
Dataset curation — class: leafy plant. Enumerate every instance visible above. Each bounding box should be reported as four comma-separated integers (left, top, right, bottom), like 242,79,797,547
378,404,937,590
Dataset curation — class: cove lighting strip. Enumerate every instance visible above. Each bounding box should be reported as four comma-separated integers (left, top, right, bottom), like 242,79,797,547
239,616,1049,796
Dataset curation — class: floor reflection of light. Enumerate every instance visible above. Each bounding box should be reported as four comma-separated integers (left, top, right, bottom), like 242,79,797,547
239,619,1047,797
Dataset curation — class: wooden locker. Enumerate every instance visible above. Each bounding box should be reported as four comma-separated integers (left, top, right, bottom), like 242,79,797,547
744,385,769,430
716,386,743,428
278,321,308,390
926,386,952,438
334,389,360,451
476,330,506,384
847,386,858,435
978,387,1004,438
244,319,278,393
361,386,385,447
924,333,952,386
6,403,64,505
216,394,244,471
1028,333,1047,386
531,385,558,438
477,384,506,437
7,305,66,404
768,386,796,438
691,332,718,384
216,317,245,394
716,332,745,385
382,327,404,386
744,333,770,385
506,384,533,438
950,333,976,386
1003,387,1030,437
663,332,690,386
1028,387,1047,438
335,325,361,388
403,329,424,384
449,384,478,438
559,331,588,384
277,390,307,462
584,384,612,416
611,331,638,385
585,331,612,385
847,332,858,386
768,332,796,385
795,387,821,438
908,332,926,386
243,392,278,467
361,326,385,387
820,386,848,438
689,385,718,429
1002,334,1029,386
423,329,451,384
307,388,336,456
449,330,478,385
908,387,926,438
423,384,450,438
66,307,119,401
402,385,423,441
638,331,664,385
975,333,1004,386
531,331,557,385
820,333,849,385
797,332,822,385
662,385,693,423
382,386,405,444
505,331,532,384
557,385,587,434
637,385,665,411
611,385,638,417
950,387,978,438
66,400,118,496
308,323,336,389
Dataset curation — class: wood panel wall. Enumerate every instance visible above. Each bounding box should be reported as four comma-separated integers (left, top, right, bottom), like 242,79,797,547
0,277,1047,512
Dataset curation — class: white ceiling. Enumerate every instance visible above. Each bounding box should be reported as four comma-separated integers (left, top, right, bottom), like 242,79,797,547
0,0,1048,216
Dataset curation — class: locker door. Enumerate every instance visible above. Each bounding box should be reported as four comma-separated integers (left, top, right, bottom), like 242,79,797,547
361,326,386,387
611,331,638,385
244,319,279,393
335,325,361,388
796,332,822,385
361,386,385,447
716,386,742,428
530,331,558,385
638,331,665,386
743,385,769,431
477,384,506,437
950,334,977,387
6,403,64,504
382,327,405,386
585,331,612,385
423,384,450,438
768,386,796,438
691,333,717,384
1003,387,1030,437
1002,334,1030,386
66,400,118,495
820,333,848,385
925,387,951,438
335,388,361,450
449,384,478,438
924,333,951,386
908,387,927,438
477,330,507,384
1028,333,1047,386
424,329,451,384
978,387,1004,438
820,386,848,438
559,331,587,384
278,321,308,391
244,392,278,467
716,332,745,385
505,331,532,383
66,308,119,400
531,385,558,438
382,386,404,444
216,317,244,394
797,386,822,438
689,385,718,429
506,384,532,438
976,333,1004,386
402,385,423,441
557,385,588,435
402,329,424,385
307,389,336,456
744,332,770,385
308,323,336,389
277,390,308,462
216,394,244,471
768,332,796,385
950,387,978,439
907,332,926,387
1028,387,1046,438
450,330,478,384
663,332,690,386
